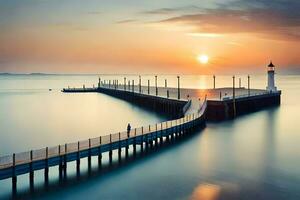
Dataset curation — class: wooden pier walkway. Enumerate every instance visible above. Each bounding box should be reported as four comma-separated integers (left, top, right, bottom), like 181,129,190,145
0,80,281,193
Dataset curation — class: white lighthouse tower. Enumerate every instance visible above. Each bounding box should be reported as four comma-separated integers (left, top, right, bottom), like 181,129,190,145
266,61,277,92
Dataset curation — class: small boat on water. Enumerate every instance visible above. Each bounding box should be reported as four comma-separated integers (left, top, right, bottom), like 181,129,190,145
49,89,52,91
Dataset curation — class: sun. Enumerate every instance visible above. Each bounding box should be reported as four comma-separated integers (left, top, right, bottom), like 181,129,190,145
197,54,209,64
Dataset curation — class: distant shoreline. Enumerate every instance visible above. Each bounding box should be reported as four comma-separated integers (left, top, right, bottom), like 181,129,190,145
1,72,299,76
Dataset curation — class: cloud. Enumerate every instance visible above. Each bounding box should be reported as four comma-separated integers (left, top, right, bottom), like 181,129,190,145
116,19,137,24
141,6,202,15
145,0,300,41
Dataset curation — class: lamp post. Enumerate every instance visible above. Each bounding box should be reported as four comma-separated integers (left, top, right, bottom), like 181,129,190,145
155,75,158,96
233,76,236,118
248,75,250,96
239,78,241,88
213,75,216,89
132,80,134,92
139,75,141,93
148,80,150,95
177,76,180,99
165,79,167,88
124,77,126,90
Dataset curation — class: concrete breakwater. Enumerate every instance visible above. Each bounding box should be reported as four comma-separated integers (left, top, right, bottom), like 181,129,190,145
206,91,281,121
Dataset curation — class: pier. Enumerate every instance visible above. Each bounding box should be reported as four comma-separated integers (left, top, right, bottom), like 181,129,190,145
0,76,281,194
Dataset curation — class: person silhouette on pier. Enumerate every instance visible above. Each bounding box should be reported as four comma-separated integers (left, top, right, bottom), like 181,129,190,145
127,123,131,137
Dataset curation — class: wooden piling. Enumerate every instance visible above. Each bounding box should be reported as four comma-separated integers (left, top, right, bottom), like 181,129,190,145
45,147,49,182
88,139,91,171
109,134,113,164
98,136,102,165
77,141,80,172
141,127,144,152
29,150,34,190
58,145,63,179
64,143,67,177
12,153,17,193
118,132,121,162
133,128,137,155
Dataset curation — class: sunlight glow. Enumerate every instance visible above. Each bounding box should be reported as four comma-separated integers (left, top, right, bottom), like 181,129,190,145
197,54,209,64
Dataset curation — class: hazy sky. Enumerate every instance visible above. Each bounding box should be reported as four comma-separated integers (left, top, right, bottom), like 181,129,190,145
0,0,299,74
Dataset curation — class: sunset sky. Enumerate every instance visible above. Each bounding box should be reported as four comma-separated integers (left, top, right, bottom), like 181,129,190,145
0,0,300,74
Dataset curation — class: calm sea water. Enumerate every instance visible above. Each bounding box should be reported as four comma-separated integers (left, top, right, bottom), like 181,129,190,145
0,74,299,199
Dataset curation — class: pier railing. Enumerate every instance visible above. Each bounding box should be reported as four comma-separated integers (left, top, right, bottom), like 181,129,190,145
222,91,280,100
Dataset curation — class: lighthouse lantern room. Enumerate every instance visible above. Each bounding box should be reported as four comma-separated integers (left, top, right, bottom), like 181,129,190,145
266,61,277,92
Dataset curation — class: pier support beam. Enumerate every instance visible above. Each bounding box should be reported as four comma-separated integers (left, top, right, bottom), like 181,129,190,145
118,132,122,162
98,136,102,167
109,134,113,164
63,144,67,179
133,129,137,156
109,150,113,164
88,139,91,172
76,142,80,175
45,147,49,183
12,153,17,194
29,150,34,191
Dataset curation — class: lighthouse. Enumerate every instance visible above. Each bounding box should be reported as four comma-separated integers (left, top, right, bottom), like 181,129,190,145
266,61,277,92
